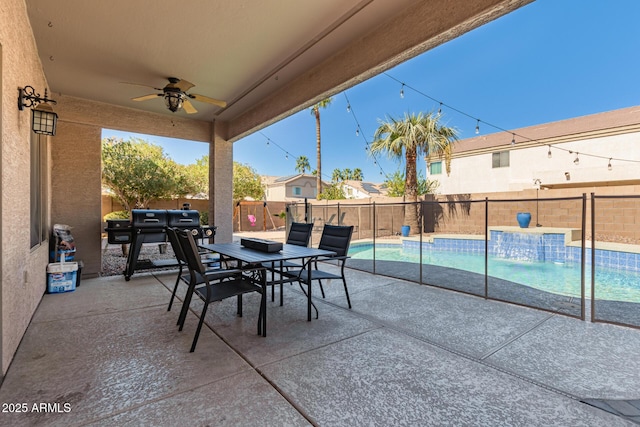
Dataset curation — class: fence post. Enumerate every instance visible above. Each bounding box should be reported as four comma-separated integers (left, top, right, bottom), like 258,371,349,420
579,193,586,321
419,201,423,284
373,201,376,275
484,197,489,299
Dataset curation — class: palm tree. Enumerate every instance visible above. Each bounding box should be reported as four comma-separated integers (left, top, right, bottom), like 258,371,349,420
331,168,344,183
351,168,364,181
310,97,333,195
295,155,311,174
371,111,458,232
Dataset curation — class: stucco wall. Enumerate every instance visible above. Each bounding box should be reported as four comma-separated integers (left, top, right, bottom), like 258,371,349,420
51,122,102,277
434,131,640,194
0,0,51,375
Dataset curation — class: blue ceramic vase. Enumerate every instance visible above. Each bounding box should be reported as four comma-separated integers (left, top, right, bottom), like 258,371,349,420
516,212,532,228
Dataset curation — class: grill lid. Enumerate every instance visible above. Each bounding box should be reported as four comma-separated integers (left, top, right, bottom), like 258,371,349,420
131,209,168,228
167,210,200,228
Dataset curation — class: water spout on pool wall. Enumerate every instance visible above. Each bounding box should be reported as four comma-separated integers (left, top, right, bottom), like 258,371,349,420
491,230,544,262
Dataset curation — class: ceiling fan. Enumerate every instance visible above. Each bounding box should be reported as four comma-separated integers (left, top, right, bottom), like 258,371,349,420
127,77,226,114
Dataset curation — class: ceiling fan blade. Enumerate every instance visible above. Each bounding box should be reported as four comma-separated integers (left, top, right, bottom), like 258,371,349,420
182,99,198,114
121,82,163,91
173,79,195,92
189,93,227,108
132,94,161,101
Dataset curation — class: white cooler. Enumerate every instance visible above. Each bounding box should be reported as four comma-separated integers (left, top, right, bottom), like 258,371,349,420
47,262,78,293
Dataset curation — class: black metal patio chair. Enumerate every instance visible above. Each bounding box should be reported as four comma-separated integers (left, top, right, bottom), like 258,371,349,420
175,229,265,352
262,222,313,304
165,227,224,315
284,224,353,317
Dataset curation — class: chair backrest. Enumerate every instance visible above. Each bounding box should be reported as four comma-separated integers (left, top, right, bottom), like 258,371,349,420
318,225,353,257
176,229,207,275
287,222,313,247
166,227,187,263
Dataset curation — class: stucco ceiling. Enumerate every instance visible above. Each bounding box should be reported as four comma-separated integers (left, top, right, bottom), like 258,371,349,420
25,0,530,140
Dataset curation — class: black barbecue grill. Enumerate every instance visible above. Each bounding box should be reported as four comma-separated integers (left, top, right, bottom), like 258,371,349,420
104,209,216,280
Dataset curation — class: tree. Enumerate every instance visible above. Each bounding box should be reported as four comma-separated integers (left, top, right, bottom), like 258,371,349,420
384,170,439,197
183,155,209,195
371,112,458,232
102,137,193,211
331,168,364,183
233,162,264,204
295,155,311,174
317,182,346,200
310,97,333,195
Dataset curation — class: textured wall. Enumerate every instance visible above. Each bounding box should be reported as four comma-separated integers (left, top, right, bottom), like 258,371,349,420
51,122,102,276
0,0,51,375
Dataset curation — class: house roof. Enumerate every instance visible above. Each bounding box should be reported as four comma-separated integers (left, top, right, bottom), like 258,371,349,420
343,180,388,196
448,105,640,157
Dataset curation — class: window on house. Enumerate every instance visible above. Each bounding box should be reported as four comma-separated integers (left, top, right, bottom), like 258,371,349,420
30,132,48,248
492,151,510,168
429,161,442,175
293,186,302,196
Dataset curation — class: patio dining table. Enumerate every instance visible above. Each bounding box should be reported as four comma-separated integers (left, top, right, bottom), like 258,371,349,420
198,242,336,335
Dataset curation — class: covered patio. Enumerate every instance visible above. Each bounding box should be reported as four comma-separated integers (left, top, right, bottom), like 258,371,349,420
2,264,639,425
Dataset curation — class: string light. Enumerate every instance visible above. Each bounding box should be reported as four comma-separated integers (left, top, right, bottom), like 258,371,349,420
346,104,351,113
266,139,270,146
342,92,388,179
574,152,580,165
511,133,516,145
608,158,612,170
382,72,640,171
399,83,405,99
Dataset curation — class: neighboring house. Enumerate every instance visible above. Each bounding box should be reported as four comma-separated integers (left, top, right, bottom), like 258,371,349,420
428,106,640,194
263,174,326,201
342,180,388,199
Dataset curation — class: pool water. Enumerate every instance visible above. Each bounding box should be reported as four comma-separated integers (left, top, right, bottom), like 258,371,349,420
349,244,640,303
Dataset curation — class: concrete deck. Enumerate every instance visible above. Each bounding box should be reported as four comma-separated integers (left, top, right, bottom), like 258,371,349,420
1,263,640,426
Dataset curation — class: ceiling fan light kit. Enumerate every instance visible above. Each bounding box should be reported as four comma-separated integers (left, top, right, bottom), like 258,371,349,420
164,91,184,113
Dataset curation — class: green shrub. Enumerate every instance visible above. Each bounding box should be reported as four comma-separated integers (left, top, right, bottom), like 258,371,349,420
104,210,130,221
199,211,209,225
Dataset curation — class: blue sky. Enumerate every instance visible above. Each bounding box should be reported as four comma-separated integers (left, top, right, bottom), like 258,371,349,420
103,0,640,183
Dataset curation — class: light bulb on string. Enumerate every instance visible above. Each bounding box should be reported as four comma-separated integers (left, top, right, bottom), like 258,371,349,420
608,158,612,171
266,139,270,146
574,152,579,165
475,119,480,135
400,83,405,99
285,154,288,160
547,145,552,158
356,128,359,137
438,102,442,115
346,104,351,113
511,133,516,146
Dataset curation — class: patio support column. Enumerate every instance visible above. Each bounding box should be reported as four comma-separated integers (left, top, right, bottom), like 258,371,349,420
209,121,233,243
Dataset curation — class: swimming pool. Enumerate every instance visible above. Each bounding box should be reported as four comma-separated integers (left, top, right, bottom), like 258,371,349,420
349,243,640,303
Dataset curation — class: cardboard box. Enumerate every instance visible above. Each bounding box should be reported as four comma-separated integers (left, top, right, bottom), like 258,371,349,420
47,262,78,293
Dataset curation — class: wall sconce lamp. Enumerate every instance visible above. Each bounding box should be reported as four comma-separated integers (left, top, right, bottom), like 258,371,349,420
18,86,58,136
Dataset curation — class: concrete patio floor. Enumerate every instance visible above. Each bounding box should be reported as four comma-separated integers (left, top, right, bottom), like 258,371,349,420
1,263,640,426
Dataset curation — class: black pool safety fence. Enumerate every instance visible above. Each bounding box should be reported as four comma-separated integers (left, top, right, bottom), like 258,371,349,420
286,194,640,330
